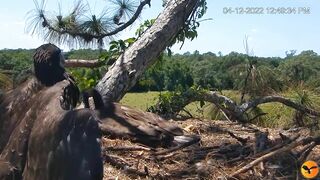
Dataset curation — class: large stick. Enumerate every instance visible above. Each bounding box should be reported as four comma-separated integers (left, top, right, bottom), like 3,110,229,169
231,136,320,177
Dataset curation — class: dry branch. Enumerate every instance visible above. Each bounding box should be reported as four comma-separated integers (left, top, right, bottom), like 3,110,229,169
231,136,320,177
240,96,320,116
227,131,248,145
104,146,152,152
104,154,148,177
65,59,102,68
155,90,320,122
297,142,317,163
252,134,300,159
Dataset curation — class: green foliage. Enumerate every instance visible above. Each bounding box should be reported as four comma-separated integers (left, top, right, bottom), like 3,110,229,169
257,89,320,129
69,68,101,92
147,86,207,117
0,48,105,91
0,49,33,85
0,49,33,73
290,87,315,127
1,48,319,95
109,38,136,53
231,61,283,98
168,0,207,50
279,50,320,88
147,91,179,116
135,19,156,37
134,50,320,94
0,73,12,90
131,55,193,92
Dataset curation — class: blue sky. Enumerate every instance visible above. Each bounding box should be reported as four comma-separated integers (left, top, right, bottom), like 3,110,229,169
0,0,319,57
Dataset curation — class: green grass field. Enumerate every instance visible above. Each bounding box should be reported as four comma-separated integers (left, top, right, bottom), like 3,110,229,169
120,91,161,110
121,90,320,129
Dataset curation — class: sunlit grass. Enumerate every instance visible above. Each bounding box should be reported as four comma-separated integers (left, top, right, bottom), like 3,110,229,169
257,89,320,128
120,91,161,110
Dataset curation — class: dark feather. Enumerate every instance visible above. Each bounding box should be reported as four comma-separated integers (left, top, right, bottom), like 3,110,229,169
302,165,309,170
82,88,198,148
33,43,61,63
309,166,318,169
33,43,66,86
0,44,103,179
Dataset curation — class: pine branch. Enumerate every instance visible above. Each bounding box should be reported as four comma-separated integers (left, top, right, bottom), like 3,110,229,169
39,0,151,42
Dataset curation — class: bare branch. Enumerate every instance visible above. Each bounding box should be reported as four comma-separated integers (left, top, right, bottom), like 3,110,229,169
151,89,320,122
231,136,320,177
103,154,148,177
227,131,248,145
240,96,320,116
104,146,152,152
65,59,102,68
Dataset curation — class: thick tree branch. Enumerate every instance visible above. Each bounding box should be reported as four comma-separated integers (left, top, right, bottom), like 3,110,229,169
199,93,320,121
65,59,102,68
240,96,320,116
151,89,320,122
95,0,200,102
202,91,240,114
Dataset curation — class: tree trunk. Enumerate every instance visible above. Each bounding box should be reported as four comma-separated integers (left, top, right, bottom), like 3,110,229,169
95,0,199,102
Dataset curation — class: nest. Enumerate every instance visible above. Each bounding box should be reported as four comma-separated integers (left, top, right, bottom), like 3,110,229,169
102,119,320,180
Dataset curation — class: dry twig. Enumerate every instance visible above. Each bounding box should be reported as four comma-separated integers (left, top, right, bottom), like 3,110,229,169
227,131,248,145
104,146,152,152
231,136,320,177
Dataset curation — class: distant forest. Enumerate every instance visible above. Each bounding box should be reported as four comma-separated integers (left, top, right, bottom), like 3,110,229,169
0,48,319,93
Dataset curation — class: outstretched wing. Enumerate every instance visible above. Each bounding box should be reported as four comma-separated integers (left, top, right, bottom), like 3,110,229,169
302,165,309,170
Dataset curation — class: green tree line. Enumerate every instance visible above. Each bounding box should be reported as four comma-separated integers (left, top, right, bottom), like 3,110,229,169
0,48,319,93
133,50,320,93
